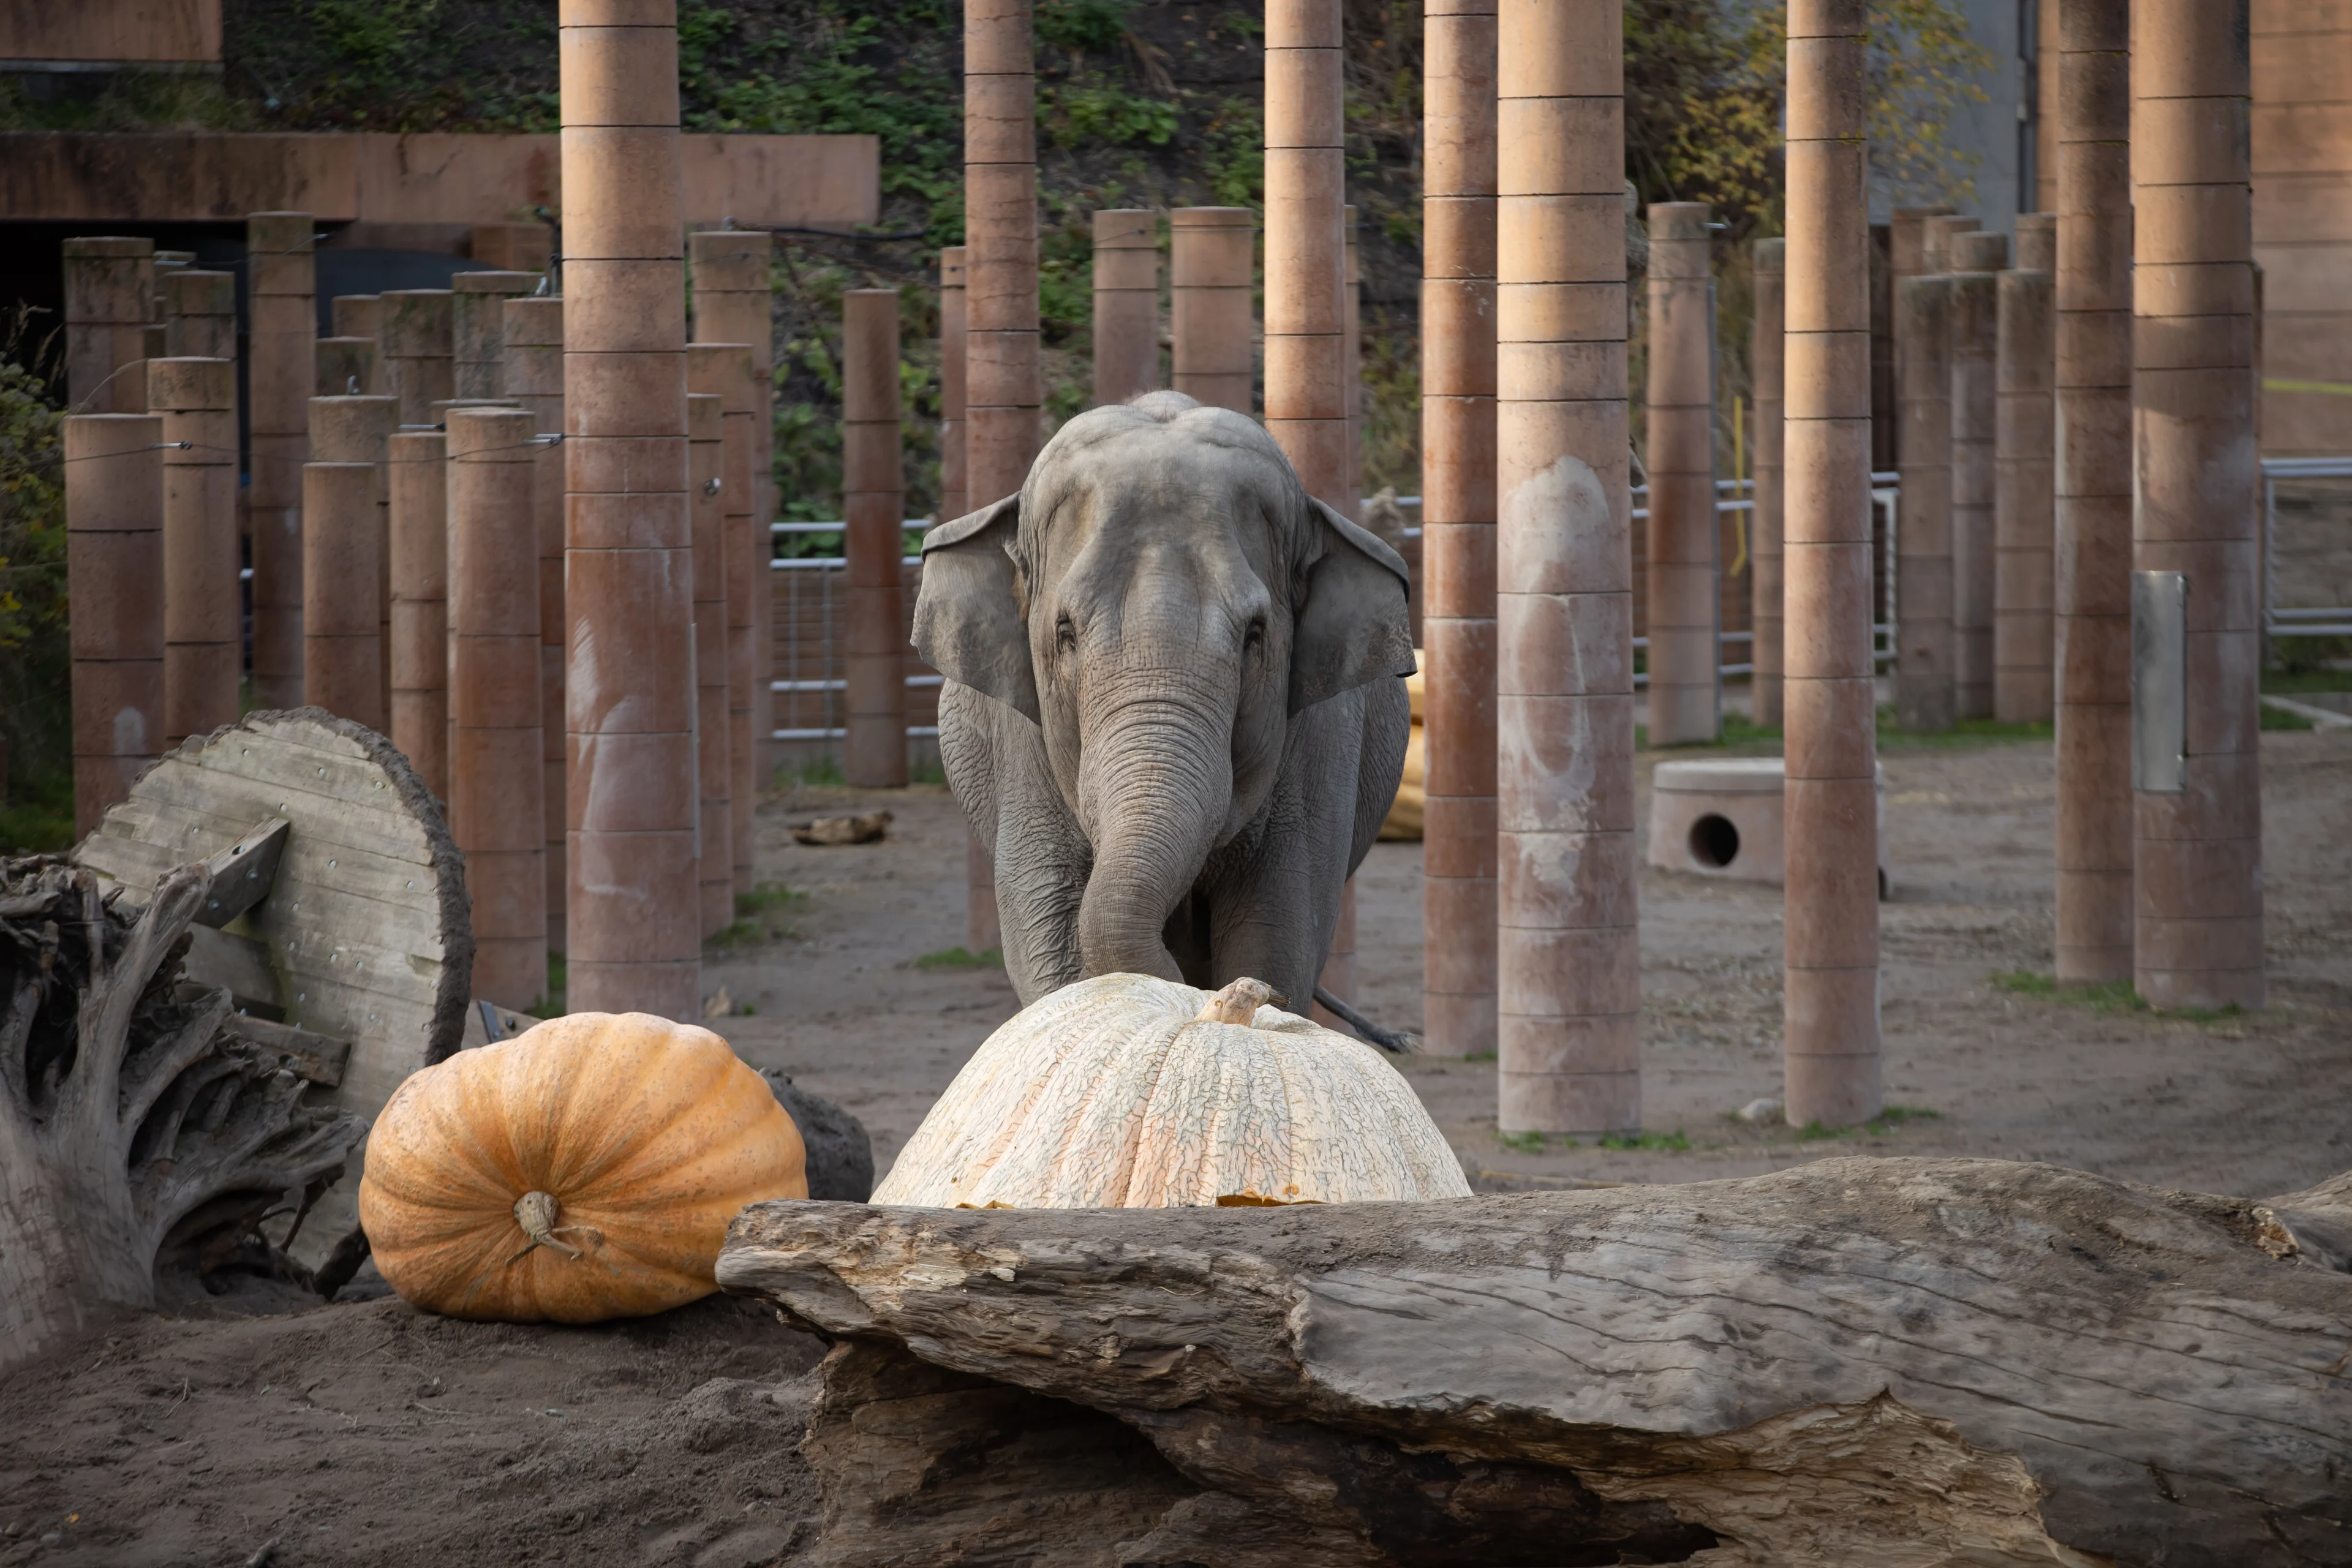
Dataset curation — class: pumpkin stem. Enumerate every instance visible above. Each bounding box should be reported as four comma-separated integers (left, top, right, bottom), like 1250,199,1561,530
1196,978,1275,1026
509,1189,593,1264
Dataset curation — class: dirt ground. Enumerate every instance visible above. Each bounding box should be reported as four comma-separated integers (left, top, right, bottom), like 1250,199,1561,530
4,725,2347,1566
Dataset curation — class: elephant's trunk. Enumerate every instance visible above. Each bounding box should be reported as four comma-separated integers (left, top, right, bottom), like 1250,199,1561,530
1074,689,1234,982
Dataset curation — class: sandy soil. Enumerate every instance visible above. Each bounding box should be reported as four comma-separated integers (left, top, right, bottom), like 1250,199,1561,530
4,726,2346,1565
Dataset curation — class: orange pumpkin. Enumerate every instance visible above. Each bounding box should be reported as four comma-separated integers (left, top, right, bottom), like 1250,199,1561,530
358,1012,807,1322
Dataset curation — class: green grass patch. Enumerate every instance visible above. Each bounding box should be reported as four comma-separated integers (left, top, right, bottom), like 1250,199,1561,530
2261,667,2352,695
1598,1129,1691,1152
1462,1049,1498,1063
1876,711,2056,749
542,951,567,1018
780,755,846,788
707,883,808,949
737,882,809,918
1494,1129,1551,1154
1796,1105,1940,1141
914,945,1002,970
1993,968,2245,1025
0,795,74,854
2259,702,2316,731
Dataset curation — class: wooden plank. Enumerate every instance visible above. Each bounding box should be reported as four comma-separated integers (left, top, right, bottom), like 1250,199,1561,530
85,793,443,909
105,761,438,868
194,816,288,929
220,1014,353,1088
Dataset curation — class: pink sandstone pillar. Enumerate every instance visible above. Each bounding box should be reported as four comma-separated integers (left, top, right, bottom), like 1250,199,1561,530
164,270,235,359
1896,274,1957,732
2132,0,2263,1011
2054,0,2134,985
503,294,568,954
306,394,396,739
1420,0,1499,1058
1751,237,1787,726
1950,229,2007,722
688,393,734,935
1782,0,1882,1126
1496,0,1637,1132
562,0,699,1020
453,271,541,399
147,358,239,747
1921,214,1978,278
1887,206,1950,464
690,342,761,899
966,0,1042,954
1343,205,1363,519
686,230,777,783
388,429,450,798
62,237,152,414
380,291,456,427
843,291,910,788
1996,214,2057,723
317,336,378,398
1170,209,1257,415
1093,210,1159,405
64,414,165,834
302,462,385,729
1265,0,1359,1009
1644,202,1719,745
940,245,998,952
448,406,549,1009
940,246,970,520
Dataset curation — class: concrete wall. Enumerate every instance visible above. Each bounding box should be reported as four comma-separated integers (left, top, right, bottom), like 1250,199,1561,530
0,1,220,64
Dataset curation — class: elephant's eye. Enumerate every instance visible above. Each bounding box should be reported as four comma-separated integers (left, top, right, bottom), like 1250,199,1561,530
1055,614,1077,654
1243,619,1266,653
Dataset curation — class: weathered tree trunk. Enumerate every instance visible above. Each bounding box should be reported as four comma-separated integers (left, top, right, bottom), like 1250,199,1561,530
0,857,363,1371
719,1159,2352,1567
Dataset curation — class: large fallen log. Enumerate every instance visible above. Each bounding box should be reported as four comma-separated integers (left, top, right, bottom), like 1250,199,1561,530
719,1158,2352,1567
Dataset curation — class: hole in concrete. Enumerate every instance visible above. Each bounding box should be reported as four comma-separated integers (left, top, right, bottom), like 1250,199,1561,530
1688,813,1740,869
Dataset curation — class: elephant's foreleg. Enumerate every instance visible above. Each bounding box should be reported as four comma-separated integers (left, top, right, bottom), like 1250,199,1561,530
940,682,1090,1005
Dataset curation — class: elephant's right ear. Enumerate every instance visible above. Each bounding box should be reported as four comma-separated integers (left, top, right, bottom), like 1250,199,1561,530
914,495,1039,723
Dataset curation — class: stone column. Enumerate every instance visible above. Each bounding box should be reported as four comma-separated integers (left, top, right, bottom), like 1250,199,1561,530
62,237,152,414
453,271,541,398
505,295,569,952
1496,0,1635,1133
1420,0,1499,1060
562,0,699,1020
2054,0,2135,986
333,295,382,347
1950,229,2007,722
2132,0,2263,1011
1751,238,1787,726
688,392,734,936
687,230,777,779
843,291,910,788
1887,205,1949,471
690,344,760,901
448,406,549,1011
1782,0,1881,1126
940,246,970,521
1896,276,1956,732
303,395,396,728
1264,0,1358,1008
940,243,996,952
246,215,312,697
1093,210,1159,406
2037,0,2062,214
1921,214,1978,277
147,358,239,747
302,463,384,728
1644,202,1719,745
163,270,235,358
1343,205,1363,519
1170,208,1257,414
388,429,450,799
64,414,164,834
380,291,456,427
1996,214,2057,723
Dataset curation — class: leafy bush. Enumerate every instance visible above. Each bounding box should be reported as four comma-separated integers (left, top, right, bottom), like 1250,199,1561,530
0,330,72,852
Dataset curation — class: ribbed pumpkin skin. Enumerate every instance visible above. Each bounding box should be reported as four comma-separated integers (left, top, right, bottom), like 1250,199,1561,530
873,974,1471,1208
359,1012,807,1322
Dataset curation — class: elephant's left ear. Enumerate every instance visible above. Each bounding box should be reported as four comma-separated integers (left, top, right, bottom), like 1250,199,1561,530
1289,496,1416,716
914,494,1039,722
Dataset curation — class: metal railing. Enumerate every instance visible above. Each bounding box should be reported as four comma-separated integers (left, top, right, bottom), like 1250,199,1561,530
2262,458,2352,639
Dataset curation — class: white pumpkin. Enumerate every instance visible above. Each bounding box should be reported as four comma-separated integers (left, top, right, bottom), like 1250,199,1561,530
873,973,1472,1208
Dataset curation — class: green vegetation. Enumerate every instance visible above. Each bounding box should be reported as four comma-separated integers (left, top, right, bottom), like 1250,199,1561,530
1875,711,2055,750
1992,969,2245,1025
2259,703,2316,732
2262,667,2352,694
780,754,848,788
0,336,71,854
1797,1104,1939,1140
1494,1129,1548,1155
914,945,1003,970
1598,1129,1692,1152
710,881,810,948
543,951,567,1017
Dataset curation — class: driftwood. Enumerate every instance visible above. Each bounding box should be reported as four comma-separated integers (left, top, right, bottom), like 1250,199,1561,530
718,1158,2352,1567
0,856,364,1371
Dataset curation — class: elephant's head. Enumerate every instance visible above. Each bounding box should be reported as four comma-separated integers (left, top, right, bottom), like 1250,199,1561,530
914,391,1413,982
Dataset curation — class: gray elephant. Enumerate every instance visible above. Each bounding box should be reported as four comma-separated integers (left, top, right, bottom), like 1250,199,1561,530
914,391,1414,1022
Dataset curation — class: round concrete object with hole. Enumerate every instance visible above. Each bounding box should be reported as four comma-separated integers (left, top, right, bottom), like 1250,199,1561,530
1648,757,1890,895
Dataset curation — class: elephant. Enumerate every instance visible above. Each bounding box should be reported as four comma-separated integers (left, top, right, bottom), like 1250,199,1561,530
913,391,1415,1024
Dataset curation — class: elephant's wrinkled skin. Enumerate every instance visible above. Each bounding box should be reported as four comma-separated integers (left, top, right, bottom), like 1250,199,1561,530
915,392,1414,1010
